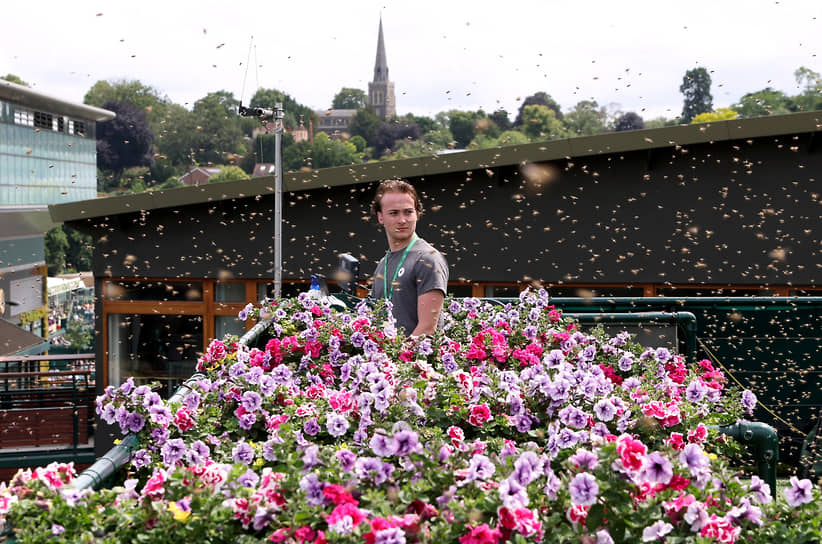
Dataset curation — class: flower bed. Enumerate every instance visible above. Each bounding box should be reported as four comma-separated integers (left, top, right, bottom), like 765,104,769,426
2,290,821,543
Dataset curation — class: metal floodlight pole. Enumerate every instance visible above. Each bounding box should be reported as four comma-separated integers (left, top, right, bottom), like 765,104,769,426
274,102,284,299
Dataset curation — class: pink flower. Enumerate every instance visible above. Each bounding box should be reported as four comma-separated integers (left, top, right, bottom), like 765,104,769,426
688,423,708,444
459,523,503,544
700,515,741,543
617,434,647,471
326,502,365,527
665,432,685,451
173,408,195,431
142,470,166,500
468,404,492,427
447,425,465,447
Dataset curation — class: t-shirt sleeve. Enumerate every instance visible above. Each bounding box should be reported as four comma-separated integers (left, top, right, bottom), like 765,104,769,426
414,249,448,296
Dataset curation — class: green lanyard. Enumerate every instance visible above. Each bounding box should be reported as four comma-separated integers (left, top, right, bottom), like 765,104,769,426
383,234,418,302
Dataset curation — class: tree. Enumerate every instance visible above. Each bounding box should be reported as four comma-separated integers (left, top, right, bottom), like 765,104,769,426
680,67,713,123
793,66,822,112
332,87,367,110
563,100,607,136
96,101,155,177
84,79,169,129
448,110,483,148
249,88,316,132
64,318,93,353
65,226,93,271
519,104,567,141
1,74,27,86
153,103,198,170
44,227,69,275
514,92,563,126
306,132,360,168
613,111,645,131
349,106,381,148
733,88,794,118
488,109,512,132
374,120,422,156
209,165,248,183
691,108,737,124
190,91,246,166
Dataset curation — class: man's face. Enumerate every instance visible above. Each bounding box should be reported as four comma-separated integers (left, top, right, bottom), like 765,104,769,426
377,191,418,247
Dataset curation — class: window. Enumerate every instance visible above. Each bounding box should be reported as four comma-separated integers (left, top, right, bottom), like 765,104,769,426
14,108,34,127
34,111,52,129
104,280,203,301
107,313,203,397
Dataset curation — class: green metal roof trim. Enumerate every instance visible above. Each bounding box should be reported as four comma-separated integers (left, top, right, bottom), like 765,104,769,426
0,79,115,122
49,111,822,224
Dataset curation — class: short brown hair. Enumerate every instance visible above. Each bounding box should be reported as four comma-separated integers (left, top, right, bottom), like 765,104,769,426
371,179,423,216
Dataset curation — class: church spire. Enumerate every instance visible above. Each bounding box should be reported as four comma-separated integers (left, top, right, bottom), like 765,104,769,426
373,17,389,82
368,16,396,120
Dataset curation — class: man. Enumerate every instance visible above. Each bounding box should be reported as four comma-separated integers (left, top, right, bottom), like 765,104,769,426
370,179,448,336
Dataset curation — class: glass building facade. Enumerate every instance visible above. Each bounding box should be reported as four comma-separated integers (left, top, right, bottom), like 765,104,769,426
0,98,98,205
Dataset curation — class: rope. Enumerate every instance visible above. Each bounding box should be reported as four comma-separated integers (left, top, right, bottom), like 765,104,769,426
697,337,806,436
240,36,254,105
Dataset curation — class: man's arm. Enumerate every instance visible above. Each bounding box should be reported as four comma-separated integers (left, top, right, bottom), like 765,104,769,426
411,289,445,336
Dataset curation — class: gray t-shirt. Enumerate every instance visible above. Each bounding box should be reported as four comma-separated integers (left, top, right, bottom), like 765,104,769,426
371,237,448,334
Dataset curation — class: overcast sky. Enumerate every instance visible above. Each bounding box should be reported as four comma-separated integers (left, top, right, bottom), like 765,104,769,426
2,1,821,121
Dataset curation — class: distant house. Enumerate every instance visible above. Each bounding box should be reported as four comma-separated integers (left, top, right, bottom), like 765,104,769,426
179,166,221,186
314,109,357,139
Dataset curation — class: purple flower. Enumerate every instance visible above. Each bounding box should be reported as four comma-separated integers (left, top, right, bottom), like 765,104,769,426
370,433,397,457
618,353,634,371
569,449,599,471
641,451,673,484
685,380,707,403
149,404,172,426
302,445,321,469
232,441,255,465
654,348,672,363
183,390,201,411
741,389,757,414
238,303,253,321
747,475,772,505
240,391,262,412
544,467,561,500
393,430,420,456
465,454,495,483
498,477,530,510
259,375,276,396
130,449,151,469
237,468,260,488
641,520,673,541
186,440,210,465
679,443,709,474
559,406,590,429
161,438,186,466
727,497,763,526
374,527,406,544
515,414,532,433
544,349,565,367
262,439,278,462
511,451,542,486
569,472,599,506
271,364,292,384
303,417,321,436
126,412,146,433
151,427,169,449
299,472,325,506
50,524,65,536
579,345,597,362
593,399,616,422
238,412,257,430
326,413,350,438
784,475,813,507
336,449,357,472
441,352,457,374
